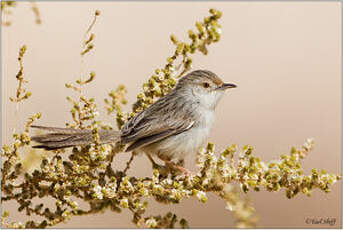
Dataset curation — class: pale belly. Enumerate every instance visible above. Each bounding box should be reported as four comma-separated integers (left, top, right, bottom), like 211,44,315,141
140,111,215,162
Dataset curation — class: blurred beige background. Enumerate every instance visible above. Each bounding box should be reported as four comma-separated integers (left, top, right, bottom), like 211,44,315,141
1,1,341,228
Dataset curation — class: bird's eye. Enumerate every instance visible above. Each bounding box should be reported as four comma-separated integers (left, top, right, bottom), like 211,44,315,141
203,82,210,88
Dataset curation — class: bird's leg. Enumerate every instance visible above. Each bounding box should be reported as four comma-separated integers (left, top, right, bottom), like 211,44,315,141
159,156,192,176
146,153,192,176
145,153,169,176
146,153,159,168
123,152,136,174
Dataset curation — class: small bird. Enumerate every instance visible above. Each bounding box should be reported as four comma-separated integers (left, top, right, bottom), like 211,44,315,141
31,70,236,174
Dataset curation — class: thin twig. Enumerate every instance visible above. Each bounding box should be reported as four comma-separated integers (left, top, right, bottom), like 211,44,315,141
30,0,41,24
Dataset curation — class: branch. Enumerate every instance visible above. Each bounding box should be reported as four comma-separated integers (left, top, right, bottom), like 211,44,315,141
1,8,340,229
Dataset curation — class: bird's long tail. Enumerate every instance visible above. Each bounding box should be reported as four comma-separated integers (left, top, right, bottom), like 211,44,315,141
31,125,120,150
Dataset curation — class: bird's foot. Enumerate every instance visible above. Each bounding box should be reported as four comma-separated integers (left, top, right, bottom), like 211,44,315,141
173,164,193,176
163,160,194,177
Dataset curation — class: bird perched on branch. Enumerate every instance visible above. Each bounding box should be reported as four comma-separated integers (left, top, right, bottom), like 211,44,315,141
31,70,237,174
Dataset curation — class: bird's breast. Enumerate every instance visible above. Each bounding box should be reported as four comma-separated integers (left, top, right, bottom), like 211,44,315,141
142,109,216,161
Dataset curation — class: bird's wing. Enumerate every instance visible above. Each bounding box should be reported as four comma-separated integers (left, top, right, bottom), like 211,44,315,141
121,94,197,151
125,119,194,152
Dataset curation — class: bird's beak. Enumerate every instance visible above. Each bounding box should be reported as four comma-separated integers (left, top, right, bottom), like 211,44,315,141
217,83,237,90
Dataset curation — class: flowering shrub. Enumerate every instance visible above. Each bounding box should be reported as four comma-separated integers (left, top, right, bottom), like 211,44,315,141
1,8,340,229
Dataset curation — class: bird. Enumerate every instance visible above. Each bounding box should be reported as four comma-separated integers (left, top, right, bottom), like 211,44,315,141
31,70,237,174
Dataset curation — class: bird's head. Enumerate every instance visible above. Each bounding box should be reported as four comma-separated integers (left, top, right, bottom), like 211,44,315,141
176,70,237,109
